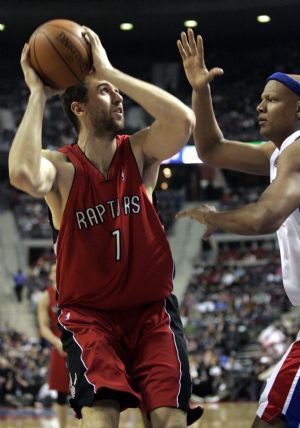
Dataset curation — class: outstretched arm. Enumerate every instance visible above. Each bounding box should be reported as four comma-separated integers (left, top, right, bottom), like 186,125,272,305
83,27,195,162
9,44,62,197
177,139,300,238
178,29,273,175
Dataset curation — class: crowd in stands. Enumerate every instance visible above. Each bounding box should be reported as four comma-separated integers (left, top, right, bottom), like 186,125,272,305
27,255,55,311
0,254,56,408
181,242,298,403
13,195,50,239
10,254,55,309
0,325,50,408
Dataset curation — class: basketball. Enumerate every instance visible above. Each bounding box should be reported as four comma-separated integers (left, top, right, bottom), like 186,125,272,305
28,19,92,89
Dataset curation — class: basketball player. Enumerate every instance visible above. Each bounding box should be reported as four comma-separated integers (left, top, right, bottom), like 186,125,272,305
177,28,300,428
9,26,202,428
37,263,69,428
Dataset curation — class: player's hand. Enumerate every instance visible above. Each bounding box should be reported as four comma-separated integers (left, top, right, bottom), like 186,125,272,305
21,44,64,99
177,29,224,90
176,204,217,240
54,339,67,357
82,26,113,78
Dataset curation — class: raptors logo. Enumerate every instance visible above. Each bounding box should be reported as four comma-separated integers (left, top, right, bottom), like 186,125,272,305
75,195,141,230
69,372,77,399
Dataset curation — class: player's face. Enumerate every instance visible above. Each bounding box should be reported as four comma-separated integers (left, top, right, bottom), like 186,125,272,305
85,78,124,137
256,80,300,144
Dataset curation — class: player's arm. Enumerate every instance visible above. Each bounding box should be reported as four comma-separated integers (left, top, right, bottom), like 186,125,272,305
37,291,66,356
9,44,62,197
178,29,274,175
38,291,59,346
83,26,195,162
177,139,300,236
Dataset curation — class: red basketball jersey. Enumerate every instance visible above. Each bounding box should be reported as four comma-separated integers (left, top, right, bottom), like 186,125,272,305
47,286,61,337
56,135,174,310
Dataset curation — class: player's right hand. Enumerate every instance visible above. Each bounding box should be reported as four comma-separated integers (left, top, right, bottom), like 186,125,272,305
21,44,64,99
54,339,67,357
177,29,224,90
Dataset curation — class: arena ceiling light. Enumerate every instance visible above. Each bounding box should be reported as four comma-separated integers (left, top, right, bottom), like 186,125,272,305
257,15,271,23
120,23,134,31
163,167,172,178
0,23,5,31
184,20,198,28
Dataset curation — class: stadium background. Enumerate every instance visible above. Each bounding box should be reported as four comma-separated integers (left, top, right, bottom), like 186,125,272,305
0,0,300,426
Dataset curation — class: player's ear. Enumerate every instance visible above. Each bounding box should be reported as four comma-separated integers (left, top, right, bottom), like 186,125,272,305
71,101,85,117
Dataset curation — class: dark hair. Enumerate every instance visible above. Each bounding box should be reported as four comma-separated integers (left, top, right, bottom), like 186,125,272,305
61,80,89,133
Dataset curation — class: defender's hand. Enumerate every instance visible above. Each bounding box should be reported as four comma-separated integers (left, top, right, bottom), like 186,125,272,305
177,29,224,90
176,204,217,240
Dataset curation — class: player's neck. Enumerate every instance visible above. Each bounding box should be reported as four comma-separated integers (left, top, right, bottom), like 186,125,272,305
269,126,300,149
77,134,117,177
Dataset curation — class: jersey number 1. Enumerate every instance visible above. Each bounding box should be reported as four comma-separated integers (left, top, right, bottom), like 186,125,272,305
112,229,121,262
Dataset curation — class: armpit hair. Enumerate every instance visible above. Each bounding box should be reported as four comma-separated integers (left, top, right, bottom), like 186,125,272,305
143,152,159,168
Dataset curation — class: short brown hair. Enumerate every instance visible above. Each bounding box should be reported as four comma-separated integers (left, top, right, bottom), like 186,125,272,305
61,80,89,133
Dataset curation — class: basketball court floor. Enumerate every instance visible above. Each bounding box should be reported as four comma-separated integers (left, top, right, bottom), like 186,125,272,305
0,402,257,427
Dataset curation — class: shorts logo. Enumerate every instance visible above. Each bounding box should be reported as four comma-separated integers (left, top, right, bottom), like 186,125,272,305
69,372,77,399
65,312,70,321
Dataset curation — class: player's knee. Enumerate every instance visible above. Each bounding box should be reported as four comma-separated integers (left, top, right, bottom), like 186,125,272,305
81,412,117,428
150,407,187,428
81,400,120,428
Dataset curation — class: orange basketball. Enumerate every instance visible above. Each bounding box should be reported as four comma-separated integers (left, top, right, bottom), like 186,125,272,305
28,19,92,89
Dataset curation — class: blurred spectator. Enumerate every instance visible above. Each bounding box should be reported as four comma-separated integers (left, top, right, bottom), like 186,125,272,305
258,324,287,359
12,269,26,303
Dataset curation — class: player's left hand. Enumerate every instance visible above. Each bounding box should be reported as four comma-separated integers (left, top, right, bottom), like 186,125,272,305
176,204,217,240
82,26,113,78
